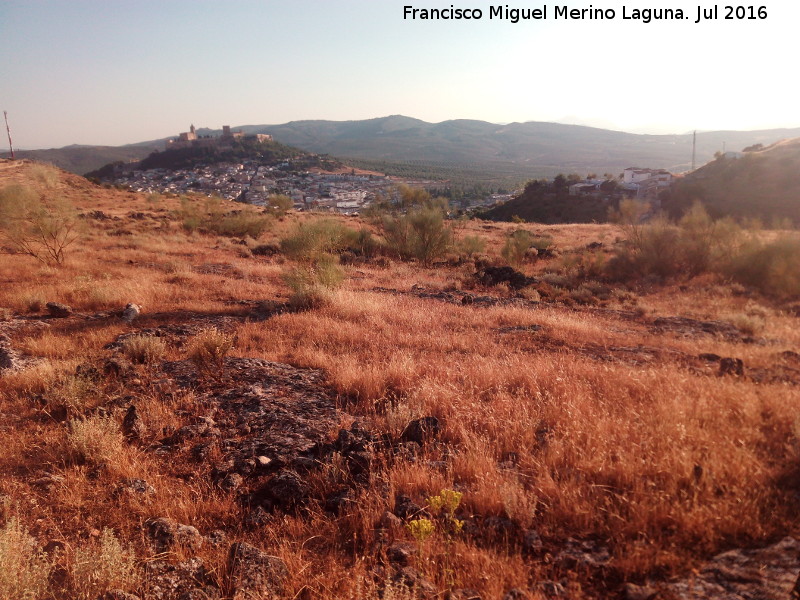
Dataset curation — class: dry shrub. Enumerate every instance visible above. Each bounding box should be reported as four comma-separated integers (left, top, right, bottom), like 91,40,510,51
0,516,53,599
70,528,138,600
725,235,800,297
66,415,125,466
187,328,234,373
121,334,167,364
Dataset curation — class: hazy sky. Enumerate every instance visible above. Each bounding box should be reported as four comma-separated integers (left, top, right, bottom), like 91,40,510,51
2,1,797,149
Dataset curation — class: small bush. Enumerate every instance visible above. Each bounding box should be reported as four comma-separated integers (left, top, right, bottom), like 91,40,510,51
0,183,81,265
187,328,234,373
725,236,800,298
458,234,486,258
71,528,138,600
67,415,125,466
382,206,453,266
179,196,271,238
280,219,357,261
501,229,533,267
0,516,54,600
121,335,167,364
284,254,344,310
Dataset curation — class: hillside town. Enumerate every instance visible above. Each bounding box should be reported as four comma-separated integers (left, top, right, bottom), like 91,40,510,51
111,159,401,213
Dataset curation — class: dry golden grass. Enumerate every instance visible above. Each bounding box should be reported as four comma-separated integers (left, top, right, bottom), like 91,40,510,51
0,160,798,598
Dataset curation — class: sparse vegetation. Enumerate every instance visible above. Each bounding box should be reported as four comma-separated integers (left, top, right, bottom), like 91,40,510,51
0,516,54,600
121,334,167,364
71,528,139,600
1,161,798,600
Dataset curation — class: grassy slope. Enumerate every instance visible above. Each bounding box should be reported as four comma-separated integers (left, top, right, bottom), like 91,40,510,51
665,138,800,224
0,160,798,598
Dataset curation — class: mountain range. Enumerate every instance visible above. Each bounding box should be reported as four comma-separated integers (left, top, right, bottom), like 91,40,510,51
5,115,800,183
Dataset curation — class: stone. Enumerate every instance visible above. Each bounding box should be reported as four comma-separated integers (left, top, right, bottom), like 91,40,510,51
144,517,202,553
0,334,23,371
522,529,543,553
144,558,219,600
98,591,141,600
386,541,418,567
503,590,530,600
663,536,800,600
228,542,289,600
121,303,141,323
219,472,244,491
392,566,437,598
623,583,657,600
122,405,146,441
255,470,310,512
400,417,440,445
448,589,481,600
115,478,155,497
46,302,72,318
719,357,745,376
393,494,428,520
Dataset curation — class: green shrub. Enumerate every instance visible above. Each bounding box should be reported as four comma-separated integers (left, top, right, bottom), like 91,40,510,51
280,219,356,261
179,196,270,238
382,206,453,266
501,229,533,267
458,234,486,258
0,183,81,265
0,516,53,600
725,236,800,297
283,254,344,310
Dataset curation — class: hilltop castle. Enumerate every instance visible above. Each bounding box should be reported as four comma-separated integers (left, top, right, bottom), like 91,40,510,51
165,124,272,151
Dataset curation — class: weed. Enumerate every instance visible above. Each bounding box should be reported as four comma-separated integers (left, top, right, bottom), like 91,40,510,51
0,516,53,600
67,415,125,466
187,328,234,374
121,335,167,364
71,528,138,600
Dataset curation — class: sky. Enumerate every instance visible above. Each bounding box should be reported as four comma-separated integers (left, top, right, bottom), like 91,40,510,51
1,0,798,149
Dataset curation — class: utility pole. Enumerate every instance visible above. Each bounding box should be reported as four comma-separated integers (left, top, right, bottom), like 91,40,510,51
3,111,14,159
691,130,696,171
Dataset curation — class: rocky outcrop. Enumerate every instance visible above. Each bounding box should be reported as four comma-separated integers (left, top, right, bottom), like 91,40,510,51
227,542,289,600
663,537,800,599
46,302,72,318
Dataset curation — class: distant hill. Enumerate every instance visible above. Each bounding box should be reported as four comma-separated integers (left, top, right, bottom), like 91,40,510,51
662,138,800,224
5,117,800,185
3,143,161,176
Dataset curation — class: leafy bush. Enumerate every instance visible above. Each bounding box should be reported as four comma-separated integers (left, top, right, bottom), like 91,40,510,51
0,516,53,600
180,196,271,238
382,206,453,266
501,229,533,267
280,219,356,261
0,183,81,265
71,528,138,600
458,234,486,258
725,236,800,298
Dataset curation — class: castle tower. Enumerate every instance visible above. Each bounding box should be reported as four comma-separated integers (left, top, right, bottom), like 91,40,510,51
190,124,196,135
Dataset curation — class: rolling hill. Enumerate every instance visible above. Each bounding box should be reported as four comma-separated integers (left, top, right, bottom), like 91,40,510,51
663,138,800,224
4,117,800,186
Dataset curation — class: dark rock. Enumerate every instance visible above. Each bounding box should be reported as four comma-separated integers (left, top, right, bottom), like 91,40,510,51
144,558,219,600
255,470,310,512
401,417,440,445
392,566,437,598
663,536,800,600
243,506,272,529
522,529,543,553
698,353,721,362
228,542,289,600
206,530,227,547
554,538,611,571
502,590,530,600
476,266,537,290
46,302,72,318
461,294,474,305
115,478,155,497
324,487,356,515
394,494,428,520
98,591,141,600
719,357,745,376
535,581,566,597
378,510,403,529
104,356,133,378
122,405,146,442
386,541,418,567
220,473,244,491
447,589,481,600
144,517,202,553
